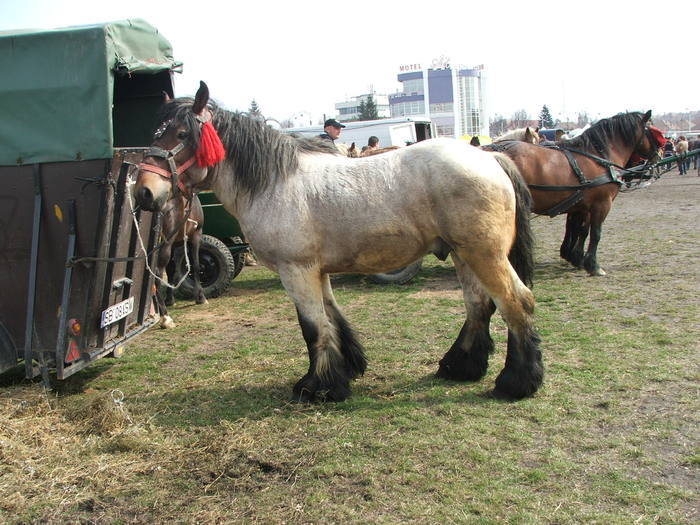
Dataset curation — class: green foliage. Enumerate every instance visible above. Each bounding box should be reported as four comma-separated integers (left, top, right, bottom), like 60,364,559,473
539,104,555,128
248,99,263,120
359,94,379,121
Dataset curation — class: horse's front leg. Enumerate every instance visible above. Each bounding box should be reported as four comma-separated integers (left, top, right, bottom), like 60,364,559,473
280,265,356,402
189,231,208,305
583,203,611,276
560,213,578,263
569,214,590,269
156,244,175,329
436,253,496,382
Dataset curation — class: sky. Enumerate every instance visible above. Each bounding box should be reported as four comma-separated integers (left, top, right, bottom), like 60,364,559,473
2,0,698,128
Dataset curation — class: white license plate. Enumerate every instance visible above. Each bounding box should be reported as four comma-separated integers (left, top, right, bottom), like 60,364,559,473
100,297,134,328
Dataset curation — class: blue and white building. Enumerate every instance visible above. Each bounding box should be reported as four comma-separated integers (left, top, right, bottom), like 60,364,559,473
389,60,489,138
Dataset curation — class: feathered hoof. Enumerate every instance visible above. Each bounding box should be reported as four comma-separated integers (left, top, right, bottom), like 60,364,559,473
291,373,351,403
493,364,543,400
159,315,176,329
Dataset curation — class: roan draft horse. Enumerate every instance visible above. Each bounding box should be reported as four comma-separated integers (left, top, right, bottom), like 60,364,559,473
486,111,661,276
134,81,544,401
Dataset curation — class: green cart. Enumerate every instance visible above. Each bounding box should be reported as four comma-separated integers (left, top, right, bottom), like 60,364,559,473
173,191,249,299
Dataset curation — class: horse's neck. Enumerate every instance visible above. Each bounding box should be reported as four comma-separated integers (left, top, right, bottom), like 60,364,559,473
605,138,637,166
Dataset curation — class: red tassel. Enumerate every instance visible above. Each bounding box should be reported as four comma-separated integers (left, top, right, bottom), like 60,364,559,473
196,121,226,167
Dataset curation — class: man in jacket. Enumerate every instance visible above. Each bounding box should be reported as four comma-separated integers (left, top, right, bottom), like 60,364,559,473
318,118,345,143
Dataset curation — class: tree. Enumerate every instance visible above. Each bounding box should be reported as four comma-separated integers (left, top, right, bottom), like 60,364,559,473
576,112,590,127
359,94,379,121
511,109,530,129
490,114,508,137
539,105,554,128
248,99,263,121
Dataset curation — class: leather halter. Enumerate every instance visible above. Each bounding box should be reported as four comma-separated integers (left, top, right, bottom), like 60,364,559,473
138,141,196,197
138,110,213,197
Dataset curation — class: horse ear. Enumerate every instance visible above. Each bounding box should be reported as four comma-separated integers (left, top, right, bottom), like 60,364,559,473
643,110,652,123
162,91,172,103
193,81,210,116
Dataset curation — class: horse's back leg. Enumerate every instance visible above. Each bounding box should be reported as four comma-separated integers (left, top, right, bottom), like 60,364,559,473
280,265,363,402
436,253,496,382
454,248,543,399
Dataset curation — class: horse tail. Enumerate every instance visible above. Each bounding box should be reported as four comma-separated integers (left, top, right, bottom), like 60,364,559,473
492,152,535,287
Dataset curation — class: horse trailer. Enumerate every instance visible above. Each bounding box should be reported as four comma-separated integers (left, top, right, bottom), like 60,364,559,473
0,20,181,381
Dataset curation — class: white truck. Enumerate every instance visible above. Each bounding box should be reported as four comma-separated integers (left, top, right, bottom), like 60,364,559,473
285,117,434,150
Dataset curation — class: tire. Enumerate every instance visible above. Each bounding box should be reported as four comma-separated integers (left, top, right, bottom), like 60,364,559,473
174,235,236,299
368,259,423,285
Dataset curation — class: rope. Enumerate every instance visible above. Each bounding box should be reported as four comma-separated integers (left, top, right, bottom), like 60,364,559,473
125,175,191,291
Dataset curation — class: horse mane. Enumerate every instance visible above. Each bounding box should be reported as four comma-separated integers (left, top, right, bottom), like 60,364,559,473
157,98,340,197
495,128,532,142
560,112,644,158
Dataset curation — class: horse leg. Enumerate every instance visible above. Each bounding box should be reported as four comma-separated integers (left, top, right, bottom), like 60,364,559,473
583,203,612,276
164,257,176,307
189,230,208,305
455,249,543,399
280,265,357,402
568,213,590,269
435,253,496,382
560,213,578,263
321,274,367,380
156,244,175,329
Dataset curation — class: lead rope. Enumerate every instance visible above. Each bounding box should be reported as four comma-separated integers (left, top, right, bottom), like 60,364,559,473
126,173,191,290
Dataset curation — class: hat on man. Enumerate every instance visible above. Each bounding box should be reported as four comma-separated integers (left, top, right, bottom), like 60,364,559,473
324,118,346,129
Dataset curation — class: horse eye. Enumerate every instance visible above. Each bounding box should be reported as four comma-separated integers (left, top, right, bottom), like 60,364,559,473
177,131,189,140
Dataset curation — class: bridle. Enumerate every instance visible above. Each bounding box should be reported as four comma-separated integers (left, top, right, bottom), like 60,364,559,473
138,114,209,198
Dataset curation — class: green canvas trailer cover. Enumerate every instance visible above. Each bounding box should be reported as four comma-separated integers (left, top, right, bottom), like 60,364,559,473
0,19,181,166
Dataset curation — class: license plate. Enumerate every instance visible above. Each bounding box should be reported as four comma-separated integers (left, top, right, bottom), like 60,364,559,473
100,297,134,328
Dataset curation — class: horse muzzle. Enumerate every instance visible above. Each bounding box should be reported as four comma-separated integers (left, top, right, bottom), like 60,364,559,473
134,184,168,212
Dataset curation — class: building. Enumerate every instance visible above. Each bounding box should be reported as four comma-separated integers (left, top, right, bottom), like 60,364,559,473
335,93,390,122
389,60,489,139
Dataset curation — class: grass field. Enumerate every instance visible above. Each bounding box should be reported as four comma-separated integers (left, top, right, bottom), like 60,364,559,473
1,170,697,524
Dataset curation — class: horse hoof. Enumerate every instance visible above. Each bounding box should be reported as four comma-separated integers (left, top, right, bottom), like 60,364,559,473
196,297,208,305
588,268,606,277
159,315,176,329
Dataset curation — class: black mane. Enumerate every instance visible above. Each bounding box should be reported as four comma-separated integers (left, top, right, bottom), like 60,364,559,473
561,111,644,158
156,98,340,197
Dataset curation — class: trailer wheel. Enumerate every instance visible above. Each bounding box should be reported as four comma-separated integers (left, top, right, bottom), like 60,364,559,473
368,259,422,285
174,235,237,299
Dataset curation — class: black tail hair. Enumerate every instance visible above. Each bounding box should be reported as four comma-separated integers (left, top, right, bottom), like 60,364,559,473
492,153,535,287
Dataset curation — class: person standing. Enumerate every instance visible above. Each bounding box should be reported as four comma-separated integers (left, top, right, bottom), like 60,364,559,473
362,135,380,154
318,118,345,143
676,136,689,175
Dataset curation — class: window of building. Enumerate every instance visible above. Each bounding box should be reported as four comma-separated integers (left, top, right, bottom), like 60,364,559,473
436,125,454,137
402,78,423,95
430,102,453,114
391,100,425,117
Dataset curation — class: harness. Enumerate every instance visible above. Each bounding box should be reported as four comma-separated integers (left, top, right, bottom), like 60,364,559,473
137,118,200,198
529,146,624,217
492,125,658,217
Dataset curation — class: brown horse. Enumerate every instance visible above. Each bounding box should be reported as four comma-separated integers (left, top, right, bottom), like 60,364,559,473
154,194,207,328
485,111,660,276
